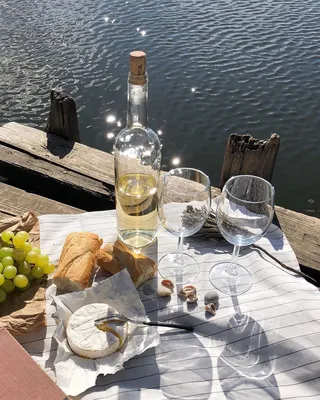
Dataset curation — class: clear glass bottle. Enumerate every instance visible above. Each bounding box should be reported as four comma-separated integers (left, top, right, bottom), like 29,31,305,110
114,51,161,251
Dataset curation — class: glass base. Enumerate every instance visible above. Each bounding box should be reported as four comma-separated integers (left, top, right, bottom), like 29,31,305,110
158,253,199,285
209,261,252,296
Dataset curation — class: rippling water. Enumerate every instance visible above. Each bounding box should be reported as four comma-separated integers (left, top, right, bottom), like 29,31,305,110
1,0,320,216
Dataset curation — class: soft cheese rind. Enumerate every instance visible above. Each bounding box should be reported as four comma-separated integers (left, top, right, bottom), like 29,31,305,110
66,303,128,359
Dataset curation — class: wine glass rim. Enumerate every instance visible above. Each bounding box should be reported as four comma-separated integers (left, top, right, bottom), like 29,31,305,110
224,175,275,204
163,167,211,191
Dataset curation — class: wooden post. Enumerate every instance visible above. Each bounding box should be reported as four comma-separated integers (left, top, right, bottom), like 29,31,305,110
220,133,280,188
45,89,80,142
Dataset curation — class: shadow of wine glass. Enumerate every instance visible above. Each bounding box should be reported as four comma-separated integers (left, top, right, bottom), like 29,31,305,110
213,296,280,399
154,330,212,400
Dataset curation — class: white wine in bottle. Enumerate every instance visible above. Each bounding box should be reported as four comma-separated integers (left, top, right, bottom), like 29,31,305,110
114,51,161,250
116,173,158,248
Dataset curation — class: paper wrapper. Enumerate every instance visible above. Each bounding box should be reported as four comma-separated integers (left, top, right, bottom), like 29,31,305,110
0,212,46,335
53,269,160,396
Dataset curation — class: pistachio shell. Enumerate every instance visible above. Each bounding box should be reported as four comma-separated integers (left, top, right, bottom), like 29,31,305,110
205,303,216,316
161,279,174,291
180,285,197,298
186,294,198,303
157,285,173,297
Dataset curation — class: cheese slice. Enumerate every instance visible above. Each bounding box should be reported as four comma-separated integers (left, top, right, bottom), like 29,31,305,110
66,303,128,359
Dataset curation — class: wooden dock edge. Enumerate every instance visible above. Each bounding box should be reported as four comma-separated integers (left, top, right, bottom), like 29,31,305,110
0,122,319,273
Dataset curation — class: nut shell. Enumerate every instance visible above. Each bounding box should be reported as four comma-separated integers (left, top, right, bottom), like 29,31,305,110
205,303,216,316
186,294,198,303
157,285,173,297
161,279,174,291
180,285,197,298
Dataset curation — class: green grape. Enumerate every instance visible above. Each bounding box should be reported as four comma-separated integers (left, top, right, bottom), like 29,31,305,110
43,263,55,275
0,247,13,259
2,279,15,293
2,256,14,268
18,261,31,275
26,272,35,282
25,251,38,264
13,235,25,248
31,266,43,279
0,273,4,286
23,242,33,254
13,274,29,288
12,249,25,262
3,265,17,279
17,282,31,292
0,263,3,274
31,247,41,255
1,230,14,244
16,231,29,242
36,254,49,268
0,288,6,302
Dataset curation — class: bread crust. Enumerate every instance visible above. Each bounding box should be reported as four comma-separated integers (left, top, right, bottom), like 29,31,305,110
96,240,157,287
53,232,102,291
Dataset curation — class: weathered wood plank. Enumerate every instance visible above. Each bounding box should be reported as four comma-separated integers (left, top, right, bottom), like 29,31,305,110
0,122,114,210
0,183,82,216
274,207,320,271
45,89,80,142
0,145,111,199
0,122,114,187
220,133,280,188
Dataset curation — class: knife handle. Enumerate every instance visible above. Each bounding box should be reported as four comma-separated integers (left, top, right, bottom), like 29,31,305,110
142,321,194,332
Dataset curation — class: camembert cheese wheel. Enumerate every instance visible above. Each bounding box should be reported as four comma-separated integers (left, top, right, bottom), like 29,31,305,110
66,303,128,359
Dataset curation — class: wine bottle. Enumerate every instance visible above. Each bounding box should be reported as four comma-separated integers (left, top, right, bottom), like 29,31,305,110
114,51,161,250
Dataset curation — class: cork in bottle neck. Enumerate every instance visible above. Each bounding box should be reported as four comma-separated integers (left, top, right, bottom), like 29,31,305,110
129,51,147,85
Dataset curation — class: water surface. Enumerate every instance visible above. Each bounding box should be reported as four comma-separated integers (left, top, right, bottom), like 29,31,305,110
1,0,320,215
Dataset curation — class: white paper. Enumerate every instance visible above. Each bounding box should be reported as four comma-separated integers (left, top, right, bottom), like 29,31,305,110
53,269,160,396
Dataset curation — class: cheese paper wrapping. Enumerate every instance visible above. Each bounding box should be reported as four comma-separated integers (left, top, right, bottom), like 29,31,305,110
53,269,160,396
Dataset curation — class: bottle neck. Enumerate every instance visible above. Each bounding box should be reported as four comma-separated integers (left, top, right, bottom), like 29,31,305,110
127,78,148,128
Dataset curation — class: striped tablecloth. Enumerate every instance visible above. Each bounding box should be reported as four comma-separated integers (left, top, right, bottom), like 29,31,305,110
16,210,320,399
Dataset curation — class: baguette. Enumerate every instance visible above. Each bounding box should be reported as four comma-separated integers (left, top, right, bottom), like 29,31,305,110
53,232,102,291
96,240,157,287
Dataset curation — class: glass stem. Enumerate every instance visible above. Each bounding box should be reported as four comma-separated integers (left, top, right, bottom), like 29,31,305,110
176,235,184,265
228,245,240,276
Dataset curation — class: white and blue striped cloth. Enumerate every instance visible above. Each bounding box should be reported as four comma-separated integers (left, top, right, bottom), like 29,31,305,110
16,210,320,400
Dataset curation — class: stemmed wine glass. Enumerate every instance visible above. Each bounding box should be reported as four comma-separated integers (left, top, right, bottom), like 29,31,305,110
209,175,275,295
158,168,211,284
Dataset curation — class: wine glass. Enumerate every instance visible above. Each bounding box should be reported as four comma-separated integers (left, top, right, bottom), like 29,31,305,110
209,175,275,295
158,168,211,284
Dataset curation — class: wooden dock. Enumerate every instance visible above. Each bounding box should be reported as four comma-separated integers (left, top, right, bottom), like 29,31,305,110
0,121,319,279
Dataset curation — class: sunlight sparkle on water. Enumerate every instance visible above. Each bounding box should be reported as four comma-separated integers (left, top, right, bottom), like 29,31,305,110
172,157,181,166
191,87,196,93
106,115,116,123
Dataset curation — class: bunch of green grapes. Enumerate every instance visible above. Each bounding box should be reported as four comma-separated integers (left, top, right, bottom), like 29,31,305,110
0,230,55,303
